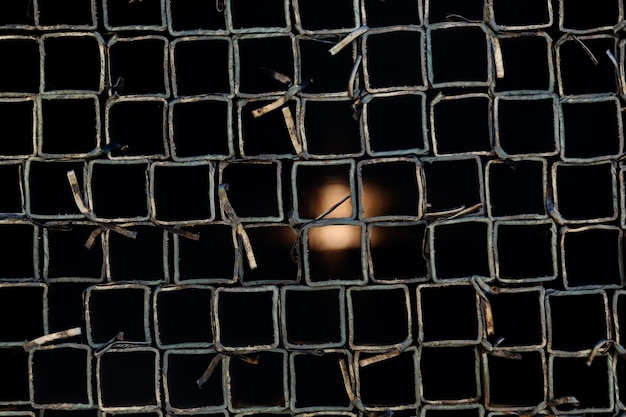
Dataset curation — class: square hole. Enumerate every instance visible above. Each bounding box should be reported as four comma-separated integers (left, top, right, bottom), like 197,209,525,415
215,288,278,350
430,219,492,281
108,37,169,96
281,286,345,348
348,285,411,349
558,36,617,96
42,34,103,92
0,1,34,27
484,351,545,408
495,95,558,156
0,99,35,158
241,225,298,284
235,35,294,95
418,284,480,344
368,222,428,283
562,226,623,288
425,0,484,24
364,29,425,92
293,161,354,222
560,97,623,160
421,405,483,417
155,287,213,348
97,348,159,409
27,160,85,218
167,0,226,33
104,0,164,29
0,224,35,279
422,156,484,214
290,351,352,411
0,347,29,403
164,350,225,411
302,99,363,157
494,34,552,93
490,0,552,29
547,291,609,353
171,98,232,160
106,98,167,159
358,158,423,220
550,355,613,412
431,94,492,155
554,161,617,223
0,163,23,215
0,284,45,344
230,0,288,30
419,346,479,402
364,93,427,156
37,0,95,28
487,159,546,218
46,283,91,334
362,0,420,26
174,224,236,284
171,38,231,96
107,225,165,283
89,161,149,221
489,288,545,347
560,0,621,31
40,96,99,156
298,36,355,95
151,162,214,224
220,161,282,221
31,345,91,407
44,225,104,281
86,285,150,347
239,99,298,158
428,24,490,87
495,221,556,282
294,0,357,32
358,348,418,409
0,37,40,94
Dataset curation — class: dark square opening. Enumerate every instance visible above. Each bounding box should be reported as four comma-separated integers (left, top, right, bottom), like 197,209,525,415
0,164,23,214
555,163,615,221
168,0,226,32
549,293,608,352
363,0,420,26
489,290,544,346
359,350,417,407
492,0,551,27
41,97,98,155
298,37,354,94
241,100,297,157
284,288,343,346
419,285,479,342
561,0,620,30
488,160,545,217
486,351,545,407
292,352,351,408
496,222,555,280
350,287,409,346
296,0,356,31
427,0,484,24
423,407,481,417
105,0,163,27
0,285,44,342
0,38,39,93
91,162,148,219
46,283,91,334
38,0,94,26
156,288,213,346
433,96,491,154
0,0,34,26
495,35,551,92
429,26,489,84
46,226,103,279
32,347,89,405
423,158,483,213
108,225,165,282
366,31,424,90
366,94,426,154
563,228,622,287
230,0,287,29
369,223,427,281
43,36,101,92
0,224,34,279
304,100,362,156
237,36,294,95
433,221,491,279
173,39,230,96
221,162,280,219
88,287,148,344
552,355,612,411
176,224,235,282
558,37,617,96
28,160,84,216
109,38,167,95
166,352,224,409
360,161,420,218
108,100,166,157
0,100,34,156
172,99,230,158
0,347,29,402
217,290,276,347
562,100,621,159
242,226,297,283
228,351,285,409
420,346,477,401
496,97,557,155
153,164,212,222
99,350,158,408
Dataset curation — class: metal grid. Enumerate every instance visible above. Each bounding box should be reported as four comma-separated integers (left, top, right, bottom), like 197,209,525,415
2,0,626,416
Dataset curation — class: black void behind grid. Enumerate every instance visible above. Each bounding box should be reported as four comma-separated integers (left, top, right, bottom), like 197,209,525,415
1,0,626,416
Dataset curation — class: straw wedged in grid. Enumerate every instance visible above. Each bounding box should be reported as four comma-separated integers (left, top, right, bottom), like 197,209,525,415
105,96,169,160
154,286,214,349
362,91,429,157
107,35,170,97
493,93,560,158
170,95,235,161
427,217,495,283
163,348,226,413
429,93,493,157
347,284,412,351
366,221,428,284
420,404,485,417
357,157,425,222
225,349,288,412
292,0,361,35
485,158,548,220
37,93,101,159
96,346,161,413
84,284,151,348
545,289,611,355
166,0,228,36
302,220,368,287
102,0,166,32
0,282,47,347
559,0,624,33
28,343,93,409
360,0,422,27
490,32,554,95
227,0,291,33
493,219,558,284
426,22,494,89
559,95,624,162
40,32,105,94
561,225,625,289
213,286,279,352
550,160,618,224
362,27,427,94
424,0,484,26
555,33,619,97
487,0,553,31
289,349,353,412
280,285,346,349
0,35,40,96
34,0,97,31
